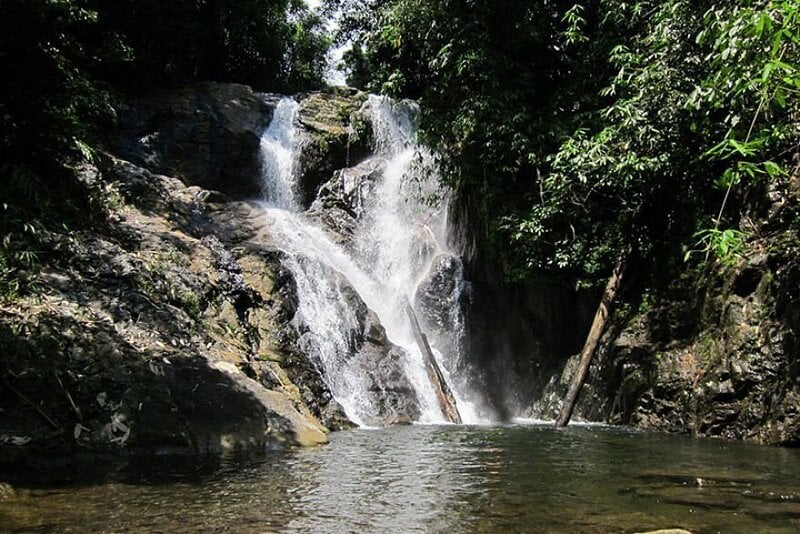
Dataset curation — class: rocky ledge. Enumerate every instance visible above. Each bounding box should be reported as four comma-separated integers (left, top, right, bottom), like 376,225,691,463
528,172,800,446
0,83,411,457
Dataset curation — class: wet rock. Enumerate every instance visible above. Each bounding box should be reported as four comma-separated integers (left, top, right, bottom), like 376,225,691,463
295,89,371,208
357,313,422,427
415,254,463,334
307,157,387,246
336,282,422,426
414,254,469,385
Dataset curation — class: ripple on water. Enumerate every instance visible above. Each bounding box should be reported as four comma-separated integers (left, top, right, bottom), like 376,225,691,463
1,424,800,532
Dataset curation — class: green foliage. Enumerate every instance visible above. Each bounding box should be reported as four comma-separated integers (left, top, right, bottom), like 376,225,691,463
685,228,749,267
88,0,329,92
0,254,20,301
0,0,113,227
1,0,332,255
341,0,800,290
0,207,43,300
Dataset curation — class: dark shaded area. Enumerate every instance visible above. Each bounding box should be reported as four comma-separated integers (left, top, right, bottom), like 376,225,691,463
116,84,278,200
0,312,292,458
463,278,595,419
0,0,329,256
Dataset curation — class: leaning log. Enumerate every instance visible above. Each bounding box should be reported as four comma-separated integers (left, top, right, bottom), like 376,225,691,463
404,301,462,424
555,249,629,428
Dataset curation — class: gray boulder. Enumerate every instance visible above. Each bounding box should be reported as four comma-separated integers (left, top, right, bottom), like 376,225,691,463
294,89,372,207
307,157,387,246
116,82,276,199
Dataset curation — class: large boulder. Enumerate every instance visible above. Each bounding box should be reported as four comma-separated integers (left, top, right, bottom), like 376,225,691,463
414,254,466,369
307,157,387,246
337,281,422,426
295,89,372,207
116,82,277,199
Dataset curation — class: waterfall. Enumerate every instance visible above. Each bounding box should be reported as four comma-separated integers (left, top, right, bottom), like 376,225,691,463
257,95,481,426
259,98,299,209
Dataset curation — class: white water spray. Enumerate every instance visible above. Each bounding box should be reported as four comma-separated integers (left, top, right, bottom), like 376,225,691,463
257,95,481,425
259,98,300,209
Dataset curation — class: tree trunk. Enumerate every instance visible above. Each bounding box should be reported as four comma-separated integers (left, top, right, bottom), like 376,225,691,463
554,249,629,428
404,301,462,424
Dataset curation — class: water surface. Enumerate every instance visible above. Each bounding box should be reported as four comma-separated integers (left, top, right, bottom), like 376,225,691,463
2,424,800,532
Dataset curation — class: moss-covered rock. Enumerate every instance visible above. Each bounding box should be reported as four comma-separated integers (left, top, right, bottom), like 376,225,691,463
295,89,371,208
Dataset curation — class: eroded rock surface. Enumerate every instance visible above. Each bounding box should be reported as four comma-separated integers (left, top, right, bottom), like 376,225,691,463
116,82,277,199
307,157,387,247
0,156,337,455
0,84,430,457
529,187,800,445
295,89,372,208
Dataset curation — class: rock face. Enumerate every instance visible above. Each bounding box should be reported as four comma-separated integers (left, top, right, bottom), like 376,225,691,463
295,89,372,208
0,156,333,455
590,248,800,445
524,171,800,445
0,83,430,457
307,157,387,246
116,82,277,199
338,281,422,426
461,277,597,420
414,254,467,380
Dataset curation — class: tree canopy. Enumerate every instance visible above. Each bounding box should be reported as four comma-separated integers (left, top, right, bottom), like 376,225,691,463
332,0,800,289
0,0,332,296
0,0,331,266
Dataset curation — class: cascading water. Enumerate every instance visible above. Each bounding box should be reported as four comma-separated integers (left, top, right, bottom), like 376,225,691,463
259,98,300,209
257,95,481,426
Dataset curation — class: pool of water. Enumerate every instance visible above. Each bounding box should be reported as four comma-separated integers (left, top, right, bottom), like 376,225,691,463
2,424,799,532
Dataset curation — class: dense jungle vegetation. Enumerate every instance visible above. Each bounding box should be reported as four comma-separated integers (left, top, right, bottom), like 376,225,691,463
2,0,799,298
330,0,800,292
0,0,329,297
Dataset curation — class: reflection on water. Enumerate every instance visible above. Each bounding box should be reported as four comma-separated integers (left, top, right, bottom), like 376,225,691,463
2,425,800,532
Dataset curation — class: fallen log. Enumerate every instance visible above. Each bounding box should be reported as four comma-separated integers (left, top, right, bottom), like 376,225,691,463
555,248,629,428
404,300,462,424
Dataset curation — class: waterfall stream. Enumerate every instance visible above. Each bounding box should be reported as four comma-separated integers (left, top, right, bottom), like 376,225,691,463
258,95,480,426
